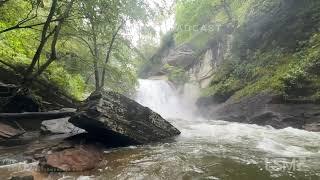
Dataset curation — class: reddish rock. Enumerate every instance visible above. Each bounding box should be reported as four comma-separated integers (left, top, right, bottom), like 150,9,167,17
0,122,24,140
39,145,103,172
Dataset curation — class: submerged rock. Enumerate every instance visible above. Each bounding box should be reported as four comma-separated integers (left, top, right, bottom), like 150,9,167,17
69,91,181,146
39,144,103,172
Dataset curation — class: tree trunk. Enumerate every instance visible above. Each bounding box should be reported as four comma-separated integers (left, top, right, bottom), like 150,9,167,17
30,0,75,80
100,23,123,89
0,111,76,121
24,0,58,83
91,22,101,91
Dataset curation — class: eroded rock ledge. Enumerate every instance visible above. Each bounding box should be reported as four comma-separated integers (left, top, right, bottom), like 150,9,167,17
199,92,320,131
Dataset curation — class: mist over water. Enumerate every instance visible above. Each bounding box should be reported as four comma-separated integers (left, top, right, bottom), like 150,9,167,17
135,79,198,120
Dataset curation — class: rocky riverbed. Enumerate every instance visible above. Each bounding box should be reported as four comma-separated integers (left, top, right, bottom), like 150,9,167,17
0,81,180,179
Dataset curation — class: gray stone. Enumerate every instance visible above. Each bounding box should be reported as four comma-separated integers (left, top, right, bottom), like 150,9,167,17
69,91,181,146
199,92,320,131
41,118,85,135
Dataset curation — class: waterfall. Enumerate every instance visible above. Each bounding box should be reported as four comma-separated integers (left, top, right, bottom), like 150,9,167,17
135,79,197,120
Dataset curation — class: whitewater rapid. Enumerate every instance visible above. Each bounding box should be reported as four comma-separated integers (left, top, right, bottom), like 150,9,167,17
131,79,320,179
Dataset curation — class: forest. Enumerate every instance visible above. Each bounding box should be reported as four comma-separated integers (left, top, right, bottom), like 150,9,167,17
0,0,157,100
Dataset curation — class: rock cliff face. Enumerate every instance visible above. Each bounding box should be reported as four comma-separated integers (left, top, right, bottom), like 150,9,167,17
188,30,234,89
69,91,181,146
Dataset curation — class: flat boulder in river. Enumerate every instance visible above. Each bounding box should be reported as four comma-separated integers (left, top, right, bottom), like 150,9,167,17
69,91,181,146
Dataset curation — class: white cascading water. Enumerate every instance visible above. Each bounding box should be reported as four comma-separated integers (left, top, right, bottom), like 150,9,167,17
135,79,197,120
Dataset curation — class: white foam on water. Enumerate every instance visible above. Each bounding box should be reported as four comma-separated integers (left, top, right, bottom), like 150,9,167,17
135,79,320,158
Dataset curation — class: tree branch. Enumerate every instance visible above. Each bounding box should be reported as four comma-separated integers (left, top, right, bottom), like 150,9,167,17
0,18,63,34
69,34,95,58
121,38,147,62
0,0,41,34
0,111,76,121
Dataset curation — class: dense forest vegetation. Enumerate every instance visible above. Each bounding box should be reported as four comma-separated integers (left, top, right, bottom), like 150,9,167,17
189,0,320,102
141,0,320,104
1,0,320,112
0,0,165,100
1,1,320,179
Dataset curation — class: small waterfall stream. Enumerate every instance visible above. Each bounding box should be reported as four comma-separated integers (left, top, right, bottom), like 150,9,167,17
135,79,197,120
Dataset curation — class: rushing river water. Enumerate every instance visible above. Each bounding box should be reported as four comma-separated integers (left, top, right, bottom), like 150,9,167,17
1,79,320,180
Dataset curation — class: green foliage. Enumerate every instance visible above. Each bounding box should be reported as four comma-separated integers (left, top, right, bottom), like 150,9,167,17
164,64,189,86
202,76,242,102
230,32,320,101
174,0,260,46
181,0,320,103
160,31,175,50
0,0,153,99
0,1,86,100
72,0,150,91
201,30,320,102
138,31,175,78
175,0,219,44
100,64,138,95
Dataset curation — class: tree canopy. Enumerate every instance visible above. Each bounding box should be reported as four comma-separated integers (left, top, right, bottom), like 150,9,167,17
0,0,157,99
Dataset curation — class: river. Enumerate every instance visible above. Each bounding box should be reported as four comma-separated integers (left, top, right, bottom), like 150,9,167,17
0,79,320,180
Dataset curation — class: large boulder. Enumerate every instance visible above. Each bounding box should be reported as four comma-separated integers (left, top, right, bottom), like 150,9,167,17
69,91,181,146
